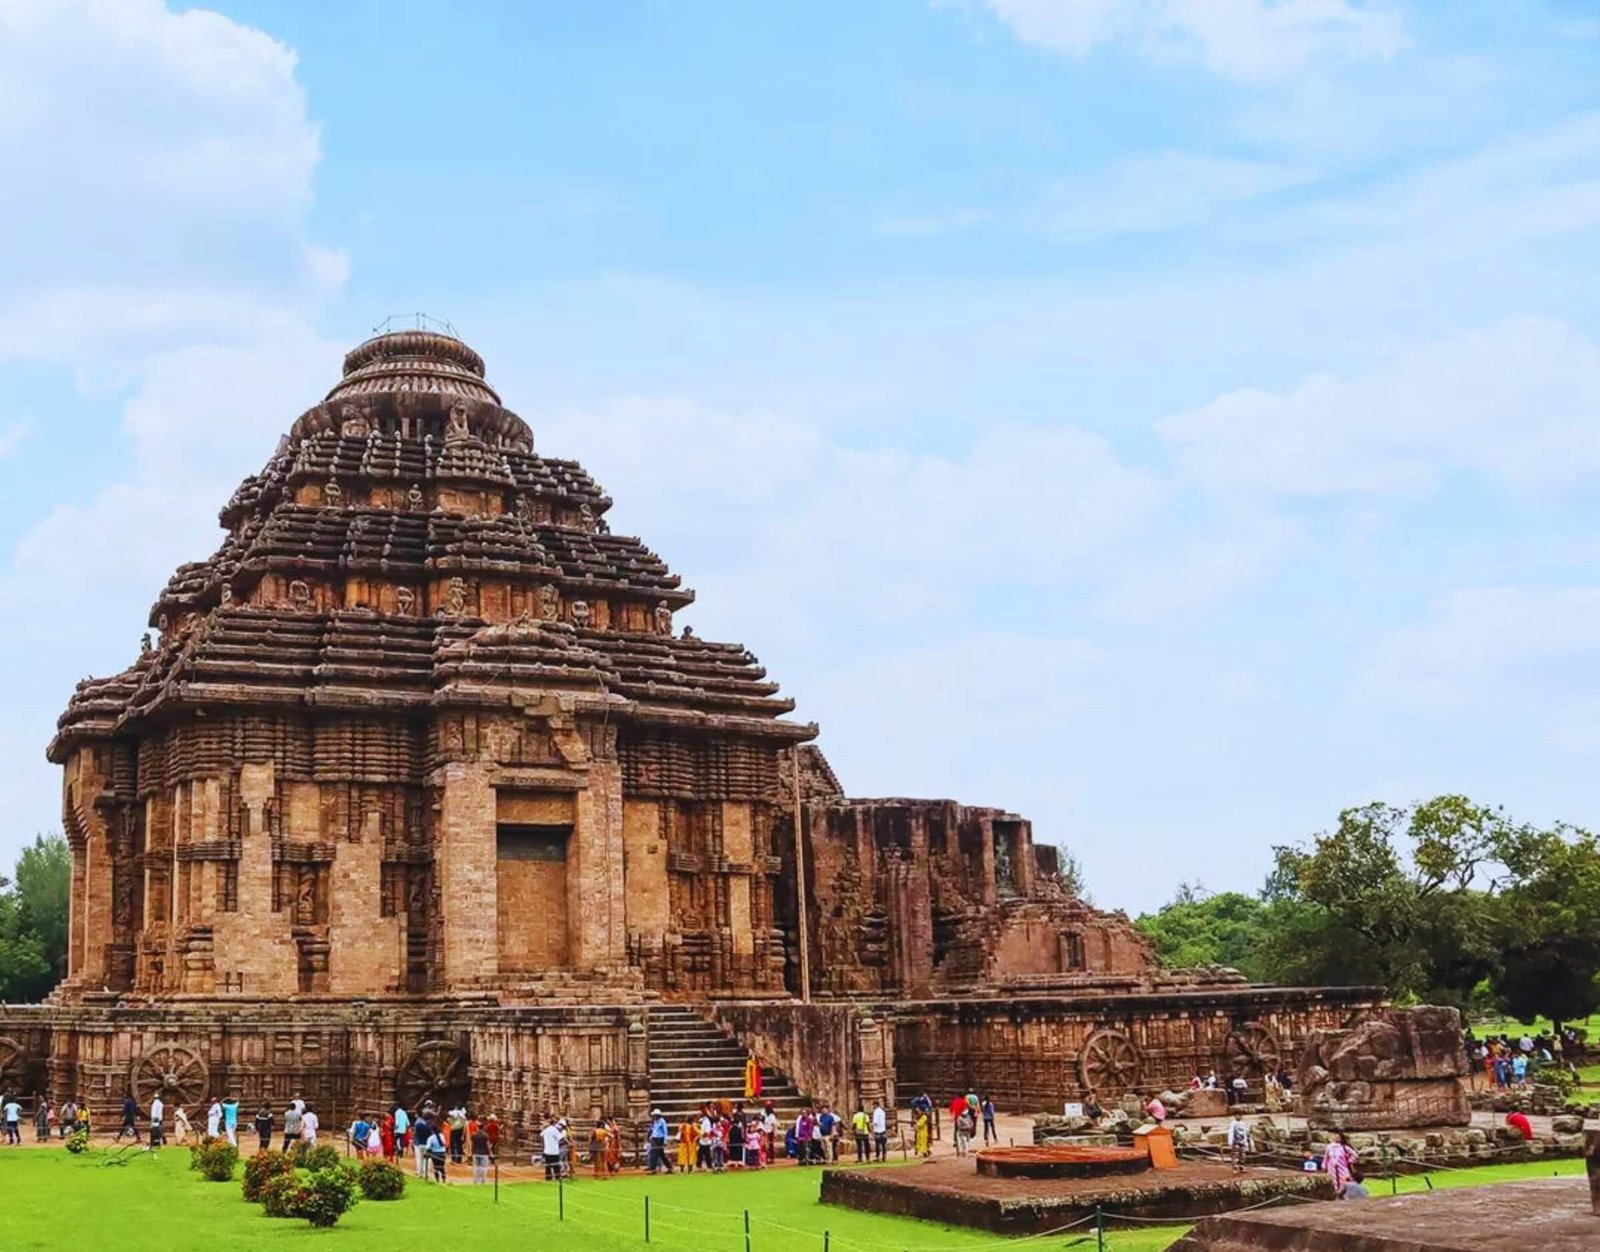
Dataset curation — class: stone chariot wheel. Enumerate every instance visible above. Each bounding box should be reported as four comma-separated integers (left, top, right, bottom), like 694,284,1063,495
1079,1028,1141,1093
0,1037,28,1095
131,1043,210,1109
1224,1021,1282,1077
396,1040,470,1112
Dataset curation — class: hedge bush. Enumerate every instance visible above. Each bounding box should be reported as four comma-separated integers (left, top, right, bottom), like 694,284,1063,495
296,1166,360,1228
64,1129,89,1155
290,1141,342,1172
242,1149,296,1202
358,1158,406,1200
260,1172,303,1219
189,1138,239,1181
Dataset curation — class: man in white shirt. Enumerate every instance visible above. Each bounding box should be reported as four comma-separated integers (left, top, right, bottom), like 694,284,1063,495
206,1098,222,1139
870,1101,887,1162
1225,1114,1251,1173
149,1095,165,1149
540,1117,564,1181
301,1106,320,1144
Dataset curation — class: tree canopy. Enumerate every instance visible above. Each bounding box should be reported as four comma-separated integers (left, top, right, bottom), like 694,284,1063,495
0,833,70,1002
1135,796,1600,1027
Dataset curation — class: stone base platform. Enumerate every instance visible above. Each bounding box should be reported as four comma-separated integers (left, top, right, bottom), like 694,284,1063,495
819,1158,1334,1235
1170,1178,1593,1251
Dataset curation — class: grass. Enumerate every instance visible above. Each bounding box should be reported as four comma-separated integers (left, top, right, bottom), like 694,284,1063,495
0,1147,1585,1252
1470,1012,1600,1039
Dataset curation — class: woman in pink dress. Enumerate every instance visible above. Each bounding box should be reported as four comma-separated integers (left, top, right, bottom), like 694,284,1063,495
1323,1132,1355,1196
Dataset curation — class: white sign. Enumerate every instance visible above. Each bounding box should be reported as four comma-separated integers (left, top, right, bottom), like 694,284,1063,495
1063,1102,1084,1118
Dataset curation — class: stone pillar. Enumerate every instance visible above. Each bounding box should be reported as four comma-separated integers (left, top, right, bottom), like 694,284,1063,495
723,802,755,962
570,758,626,972
438,762,498,987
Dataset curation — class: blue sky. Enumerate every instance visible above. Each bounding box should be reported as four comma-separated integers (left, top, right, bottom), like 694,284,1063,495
6,1,1600,913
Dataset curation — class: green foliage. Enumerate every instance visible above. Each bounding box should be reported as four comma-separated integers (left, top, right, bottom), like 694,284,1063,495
188,1138,238,1181
290,1141,341,1172
1492,823,1600,1028
241,1149,295,1202
0,833,70,1002
294,1165,360,1227
357,1158,405,1200
258,1172,303,1219
1134,886,1273,979
63,1129,88,1155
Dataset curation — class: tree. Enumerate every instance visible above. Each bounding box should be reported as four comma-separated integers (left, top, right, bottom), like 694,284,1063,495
1491,823,1600,1029
0,833,70,1002
1135,886,1274,980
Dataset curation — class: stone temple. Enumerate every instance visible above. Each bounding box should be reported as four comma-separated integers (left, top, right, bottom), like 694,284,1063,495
0,331,1377,1139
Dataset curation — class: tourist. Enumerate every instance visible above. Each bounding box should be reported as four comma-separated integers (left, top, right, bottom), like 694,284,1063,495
647,1107,672,1173
852,1103,870,1161
350,1112,371,1158
817,1105,837,1162
795,1108,815,1164
222,1093,240,1146
1203,1070,1218,1090
471,1118,491,1184
448,1104,467,1163
606,1117,623,1175
281,1101,301,1152
3,1094,22,1145
678,1112,700,1172
1229,1074,1247,1106
115,1092,138,1142
411,1112,430,1178
1225,1113,1250,1173
744,1052,763,1101
172,1104,191,1144
1342,1167,1370,1200
1323,1132,1355,1197
871,1100,888,1162
149,1093,164,1149
913,1106,931,1158
1083,1089,1104,1122
393,1103,410,1158
947,1093,967,1147
205,1096,222,1140
953,1104,973,1157
60,1099,76,1140
1511,1053,1528,1087
485,1111,501,1160
589,1119,609,1179
254,1105,272,1152
1144,1094,1166,1124
744,1116,763,1168
74,1101,90,1135
35,1098,51,1143
707,1112,727,1172
300,1104,319,1146
1504,1108,1534,1141
425,1122,447,1182
762,1102,780,1157
380,1111,396,1162
540,1116,565,1181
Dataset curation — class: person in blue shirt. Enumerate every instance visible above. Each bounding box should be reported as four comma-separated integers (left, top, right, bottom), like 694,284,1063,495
221,1095,240,1146
351,1114,371,1156
647,1108,672,1173
981,1096,997,1144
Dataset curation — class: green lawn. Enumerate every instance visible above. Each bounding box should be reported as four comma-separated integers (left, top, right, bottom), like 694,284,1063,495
0,1147,1584,1252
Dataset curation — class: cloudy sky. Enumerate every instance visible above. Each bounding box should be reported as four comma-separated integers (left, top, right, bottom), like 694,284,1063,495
5,0,1600,913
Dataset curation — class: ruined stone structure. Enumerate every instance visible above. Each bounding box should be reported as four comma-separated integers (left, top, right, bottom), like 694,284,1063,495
0,331,1380,1142
1297,1006,1472,1130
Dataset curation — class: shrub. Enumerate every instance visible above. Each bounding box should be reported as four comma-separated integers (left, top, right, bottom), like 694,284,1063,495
294,1165,360,1228
358,1158,406,1201
64,1129,89,1155
260,1172,304,1219
242,1149,296,1202
290,1141,342,1172
192,1139,239,1182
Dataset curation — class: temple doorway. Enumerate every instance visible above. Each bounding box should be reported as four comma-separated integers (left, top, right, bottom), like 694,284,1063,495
496,823,571,971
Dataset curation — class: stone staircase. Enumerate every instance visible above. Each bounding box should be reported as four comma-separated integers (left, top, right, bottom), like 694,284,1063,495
646,1005,809,1123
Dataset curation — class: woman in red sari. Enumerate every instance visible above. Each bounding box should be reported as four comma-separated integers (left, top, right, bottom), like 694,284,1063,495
380,1113,396,1162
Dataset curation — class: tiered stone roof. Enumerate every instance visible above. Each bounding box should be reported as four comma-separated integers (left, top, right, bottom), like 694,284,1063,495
50,331,813,759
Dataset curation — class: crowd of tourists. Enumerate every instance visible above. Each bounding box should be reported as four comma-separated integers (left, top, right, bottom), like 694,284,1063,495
1465,1027,1581,1088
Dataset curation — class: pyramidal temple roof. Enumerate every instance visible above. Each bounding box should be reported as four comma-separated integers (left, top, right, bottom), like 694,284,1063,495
50,332,814,759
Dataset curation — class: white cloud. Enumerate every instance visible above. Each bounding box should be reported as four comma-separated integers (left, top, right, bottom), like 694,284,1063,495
977,0,1405,84
1157,315,1600,499
1359,586,1600,709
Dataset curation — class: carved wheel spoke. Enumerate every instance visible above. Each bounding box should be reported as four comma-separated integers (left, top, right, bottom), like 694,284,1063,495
397,1041,470,1111
1079,1029,1141,1093
131,1043,210,1109
0,1038,26,1093
1225,1022,1282,1077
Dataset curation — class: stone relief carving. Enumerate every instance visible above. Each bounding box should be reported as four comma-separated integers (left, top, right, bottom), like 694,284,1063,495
288,579,312,609
444,577,467,616
445,399,472,444
339,404,371,438
395,586,415,616
537,583,560,621
407,484,424,511
570,599,590,628
654,601,672,635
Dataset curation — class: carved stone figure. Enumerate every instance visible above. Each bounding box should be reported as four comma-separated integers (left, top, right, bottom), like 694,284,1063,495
325,479,342,505
654,601,672,635
339,403,371,438
219,583,233,606
288,579,312,609
407,484,424,511
537,583,560,621
579,503,594,528
570,599,590,628
140,632,152,655
395,586,415,616
446,399,472,443
445,577,467,616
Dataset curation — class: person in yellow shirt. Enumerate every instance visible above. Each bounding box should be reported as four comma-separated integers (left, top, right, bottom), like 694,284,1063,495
851,1105,870,1162
913,1108,931,1158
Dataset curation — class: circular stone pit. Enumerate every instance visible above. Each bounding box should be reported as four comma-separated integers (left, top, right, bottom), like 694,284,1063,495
974,1144,1151,1180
